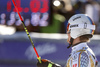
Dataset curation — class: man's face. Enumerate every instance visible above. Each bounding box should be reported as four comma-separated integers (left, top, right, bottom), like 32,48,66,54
67,30,71,43
67,23,71,43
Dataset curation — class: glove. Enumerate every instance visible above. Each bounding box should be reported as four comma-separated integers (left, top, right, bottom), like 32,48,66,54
37,59,61,67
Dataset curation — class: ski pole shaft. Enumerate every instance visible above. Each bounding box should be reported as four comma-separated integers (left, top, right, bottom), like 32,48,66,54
12,0,41,63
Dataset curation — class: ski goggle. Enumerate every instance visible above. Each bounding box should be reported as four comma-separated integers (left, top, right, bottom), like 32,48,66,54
67,23,95,34
69,23,95,30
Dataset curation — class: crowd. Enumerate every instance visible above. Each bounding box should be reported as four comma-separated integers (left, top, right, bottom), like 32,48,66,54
53,0,100,34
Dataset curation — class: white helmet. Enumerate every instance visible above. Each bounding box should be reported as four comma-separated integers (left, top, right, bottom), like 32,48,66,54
67,14,95,39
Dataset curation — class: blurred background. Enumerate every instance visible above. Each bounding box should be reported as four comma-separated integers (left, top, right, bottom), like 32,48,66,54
0,0,100,67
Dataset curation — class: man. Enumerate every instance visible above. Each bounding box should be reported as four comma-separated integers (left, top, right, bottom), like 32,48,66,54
37,14,98,67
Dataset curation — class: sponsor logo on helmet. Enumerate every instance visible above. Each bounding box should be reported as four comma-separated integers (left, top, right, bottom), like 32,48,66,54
84,22,87,29
70,24,78,28
73,16,81,21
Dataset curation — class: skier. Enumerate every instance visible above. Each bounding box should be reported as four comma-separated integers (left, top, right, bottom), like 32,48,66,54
37,14,98,67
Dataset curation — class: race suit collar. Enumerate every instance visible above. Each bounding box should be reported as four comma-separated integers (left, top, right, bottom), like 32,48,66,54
72,42,88,52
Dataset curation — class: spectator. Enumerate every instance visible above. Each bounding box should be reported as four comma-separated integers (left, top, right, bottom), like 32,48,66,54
85,0,100,34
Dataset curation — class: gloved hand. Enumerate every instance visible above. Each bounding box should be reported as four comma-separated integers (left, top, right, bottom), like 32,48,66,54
37,59,61,67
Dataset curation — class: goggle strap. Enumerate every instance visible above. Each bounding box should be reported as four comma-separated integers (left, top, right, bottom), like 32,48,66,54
69,24,95,30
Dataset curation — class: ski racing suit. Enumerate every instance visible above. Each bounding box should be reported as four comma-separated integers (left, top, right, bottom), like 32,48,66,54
66,42,98,67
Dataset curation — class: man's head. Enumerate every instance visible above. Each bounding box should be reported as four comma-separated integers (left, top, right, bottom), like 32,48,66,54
67,14,95,48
